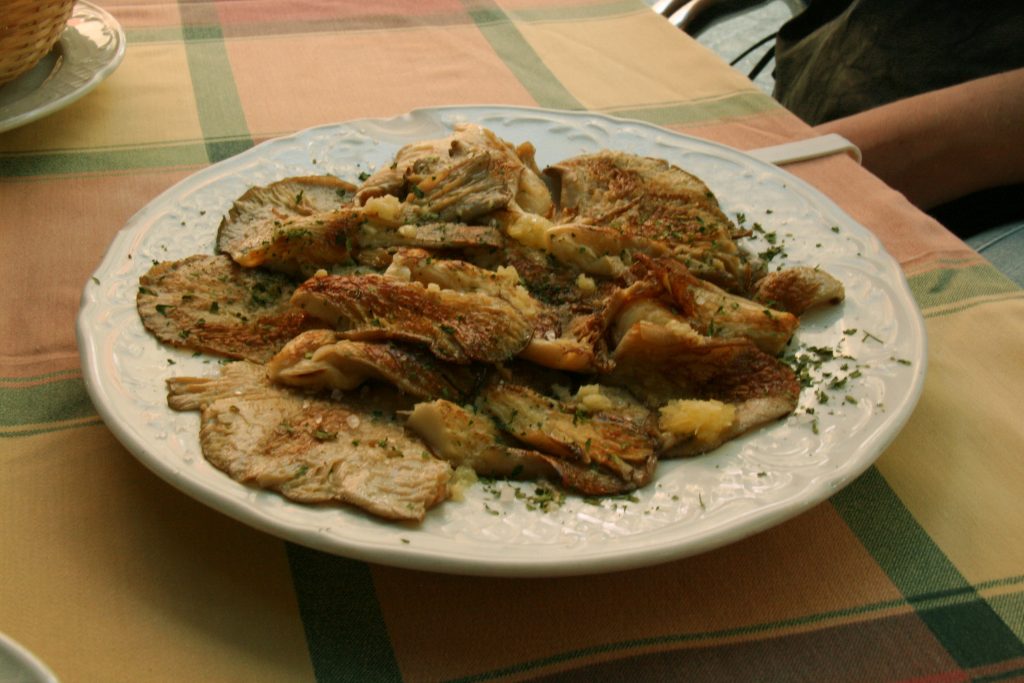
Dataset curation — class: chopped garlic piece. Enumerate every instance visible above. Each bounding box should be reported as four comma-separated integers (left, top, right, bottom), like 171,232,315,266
576,384,613,412
491,264,540,316
665,319,698,336
364,194,402,221
659,399,736,443
398,224,418,238
495,264,521,286
506,213,552,250
575,273,596,294
384,263,412,281
448,464,478,502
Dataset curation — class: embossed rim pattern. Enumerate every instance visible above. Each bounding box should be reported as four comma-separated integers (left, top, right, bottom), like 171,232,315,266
0,1,126,133
77,107,927,577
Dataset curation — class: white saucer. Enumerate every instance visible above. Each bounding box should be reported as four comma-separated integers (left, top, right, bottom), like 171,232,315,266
0,1,125,134
0,632,58,683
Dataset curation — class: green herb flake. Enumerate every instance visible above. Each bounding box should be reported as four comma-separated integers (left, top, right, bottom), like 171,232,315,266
862,330,884,344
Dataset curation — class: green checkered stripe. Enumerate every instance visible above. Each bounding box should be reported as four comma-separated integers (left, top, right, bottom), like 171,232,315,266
0,0,777,179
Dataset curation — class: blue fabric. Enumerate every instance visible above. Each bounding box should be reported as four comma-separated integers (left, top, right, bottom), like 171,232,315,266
965,221,1024,288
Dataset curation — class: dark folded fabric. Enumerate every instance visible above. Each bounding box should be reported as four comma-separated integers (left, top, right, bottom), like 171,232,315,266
773,0,1024,125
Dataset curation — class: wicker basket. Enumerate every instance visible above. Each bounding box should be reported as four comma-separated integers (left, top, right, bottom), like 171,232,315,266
0,0,76,86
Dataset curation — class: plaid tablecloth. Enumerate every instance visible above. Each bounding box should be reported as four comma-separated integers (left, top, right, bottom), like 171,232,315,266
2,1,1022,681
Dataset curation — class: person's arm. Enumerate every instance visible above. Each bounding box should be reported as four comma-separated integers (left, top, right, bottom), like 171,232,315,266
812,67,1024,210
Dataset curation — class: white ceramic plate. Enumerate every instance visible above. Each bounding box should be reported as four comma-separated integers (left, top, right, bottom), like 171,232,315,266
77,106,927,577
0,1,125,133
0,632,58,683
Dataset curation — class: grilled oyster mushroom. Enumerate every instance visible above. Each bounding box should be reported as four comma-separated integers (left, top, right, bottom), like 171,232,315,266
607,320,800,456
751,266,845,315
217,172,509,276
355,137,449,202
217,194,412,276
221,207,363,276
291,273,534,364
389,248,613,373
166,361,451,521
510,140,554,217
137,254,321,362
478,381,657,488
625,256,799,356
268,330,486,402
546,223,668,278
356,123,553,223
610,320,800,404
539,453,657,496
357,221,505,252
406,399,552,479
546,151,762,292
406,398,647,495
501,244,609,306
688,280,798,355
216,175,358,258
408,150,515,223
387,248,540,316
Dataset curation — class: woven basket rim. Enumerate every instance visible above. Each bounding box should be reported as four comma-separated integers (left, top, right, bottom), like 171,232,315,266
0,0,78,86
